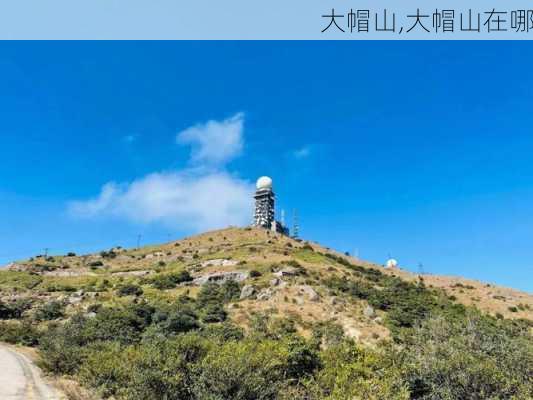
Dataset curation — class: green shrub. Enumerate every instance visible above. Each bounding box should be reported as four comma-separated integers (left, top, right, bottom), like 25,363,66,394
0,299,32,319
0,320,40,346
154,309,200,335
88,260,104,267
299,341,409,400
45,284,76,292
200,303,227,323
34,301,65,321
79,335,210,399
192,339,289,400
196,281,240,308
200,321,245,342
83,306,150,344
149,271,192,289
38,315,88,374
117,284,143,297
100,250,117,259
400,313,533,400
249,270,262,278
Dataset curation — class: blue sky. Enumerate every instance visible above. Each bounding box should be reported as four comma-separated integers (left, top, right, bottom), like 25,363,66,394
1,41,532,292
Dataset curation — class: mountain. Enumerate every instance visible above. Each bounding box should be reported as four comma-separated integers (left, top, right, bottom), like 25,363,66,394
3,227,531,334
1,227,532,400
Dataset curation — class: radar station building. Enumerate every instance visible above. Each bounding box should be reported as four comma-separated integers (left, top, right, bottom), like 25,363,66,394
252,176,289,235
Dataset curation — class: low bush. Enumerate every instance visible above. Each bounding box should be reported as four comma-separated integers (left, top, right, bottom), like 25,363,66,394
0,298,32,319
0,320,40,346
34,301,65,321
88,261,103,267
116,284,143,297
149,271,193,289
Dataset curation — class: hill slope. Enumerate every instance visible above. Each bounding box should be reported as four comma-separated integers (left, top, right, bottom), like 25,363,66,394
2,226,532,342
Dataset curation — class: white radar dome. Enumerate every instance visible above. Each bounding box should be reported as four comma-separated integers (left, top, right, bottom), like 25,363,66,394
386,259,398,268
256,176,273,190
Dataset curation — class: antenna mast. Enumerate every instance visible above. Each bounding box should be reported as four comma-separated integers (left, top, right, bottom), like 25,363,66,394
291,209,299,239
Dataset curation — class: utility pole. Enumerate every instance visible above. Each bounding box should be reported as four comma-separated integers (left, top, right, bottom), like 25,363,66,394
418,262,424,275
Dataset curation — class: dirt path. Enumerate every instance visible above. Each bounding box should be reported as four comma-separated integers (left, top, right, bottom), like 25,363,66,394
0,344,62,400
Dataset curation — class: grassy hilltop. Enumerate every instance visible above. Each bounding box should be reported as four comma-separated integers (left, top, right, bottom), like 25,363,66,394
1,227,532,399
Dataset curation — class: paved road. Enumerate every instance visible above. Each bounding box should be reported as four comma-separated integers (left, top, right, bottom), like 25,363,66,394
0,344,61,400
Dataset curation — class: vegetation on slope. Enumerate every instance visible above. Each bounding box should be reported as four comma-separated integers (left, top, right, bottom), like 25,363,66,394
0,227,531,399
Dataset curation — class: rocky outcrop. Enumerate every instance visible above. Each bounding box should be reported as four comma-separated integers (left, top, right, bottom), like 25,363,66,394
6,263,25,271
298,285,320,302
272,267,298,278
270,278,285,287
193,271,249,285
257,288,274,301
240,284,257,299
363,305,375,318
201,259,239,268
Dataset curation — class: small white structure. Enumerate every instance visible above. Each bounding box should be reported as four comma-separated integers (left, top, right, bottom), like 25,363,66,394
256,176,273,190
386,258,398,268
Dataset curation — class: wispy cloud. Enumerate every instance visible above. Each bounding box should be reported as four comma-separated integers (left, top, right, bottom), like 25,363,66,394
293,146,311,159
69,113,254,231
177,113,244,167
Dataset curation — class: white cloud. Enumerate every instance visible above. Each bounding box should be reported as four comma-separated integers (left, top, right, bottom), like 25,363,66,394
293,146,311,159
177,112,244,166
69,113,254,231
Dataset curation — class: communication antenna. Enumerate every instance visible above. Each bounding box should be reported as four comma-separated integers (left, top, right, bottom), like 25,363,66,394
136,234,142,250
292,209,299,239
44,248,50,258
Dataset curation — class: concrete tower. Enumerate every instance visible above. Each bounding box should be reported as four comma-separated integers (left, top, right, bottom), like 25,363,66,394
253,176,275,229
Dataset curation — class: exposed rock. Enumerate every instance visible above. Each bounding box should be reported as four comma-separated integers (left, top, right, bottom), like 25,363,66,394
298,285,320,302
270,278,284,287
193,271,249,285
240,284,257,299
68,296,83,305
6,262,25,271
201,259,239,268
363,305,375,318
257,288,274,301
272,267,298,278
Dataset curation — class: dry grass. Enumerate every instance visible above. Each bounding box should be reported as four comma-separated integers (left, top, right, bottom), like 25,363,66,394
53,378,100,400
4,226,532,331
